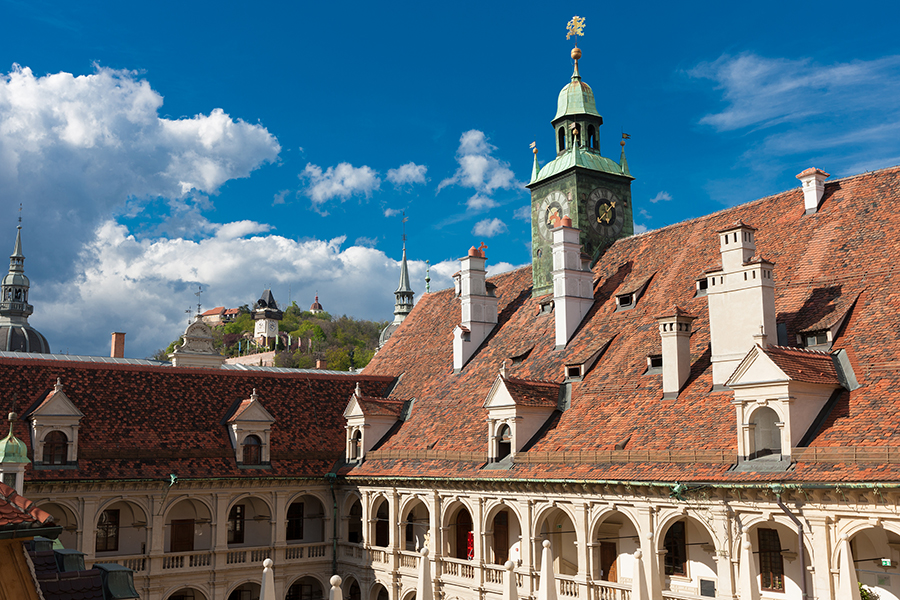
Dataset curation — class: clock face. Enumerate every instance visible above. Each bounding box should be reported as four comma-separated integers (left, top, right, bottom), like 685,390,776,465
587,187,625,239
268,321,277,333
536,191,569,242
254,320,267,335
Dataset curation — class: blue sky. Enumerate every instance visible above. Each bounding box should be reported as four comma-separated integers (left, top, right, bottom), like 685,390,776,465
1,0,899,358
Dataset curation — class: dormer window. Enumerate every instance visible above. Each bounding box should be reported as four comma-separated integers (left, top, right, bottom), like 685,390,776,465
27,378,83,468
539,299,554,315
616,293,634,310
695,277,708,297
483,373,559,466
646,355,663,374
226,389,275,468
43,431,68,465
566,365,583,379
343,384,406,463
801,330,829,349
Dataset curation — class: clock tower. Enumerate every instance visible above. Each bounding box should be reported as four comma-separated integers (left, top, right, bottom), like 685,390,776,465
253,288,283,349
526,42,634,297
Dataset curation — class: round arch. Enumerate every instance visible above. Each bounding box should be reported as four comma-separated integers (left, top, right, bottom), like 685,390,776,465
534,504,579,575
287,489,330,510
590,506,642,584
739,517,813,598
287,494,327,544
287,573,328,590
398,494,430,517
440,498,476,530
227,492,275,516
400,588,416,600
371,495,391,548
368,580,391,600
342,490,363,513
163,586,210,600
484,501,522,566
224,581,261,600
654,509,721,554
400,497,430,552
654,510,719,592
37,501,80,549
97,496,151,522
94,498,150,556
161,494,215,523
163,497,214,553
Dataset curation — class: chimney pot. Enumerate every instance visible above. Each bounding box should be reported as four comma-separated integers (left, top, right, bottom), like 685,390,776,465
316,359,327,369
111,332,126,359
796,168,830,214
561,215,573,228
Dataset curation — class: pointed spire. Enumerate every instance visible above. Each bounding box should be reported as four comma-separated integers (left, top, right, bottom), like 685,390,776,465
619,136,631,176
425,260,431,294
396,245,412,294
531,143,540,183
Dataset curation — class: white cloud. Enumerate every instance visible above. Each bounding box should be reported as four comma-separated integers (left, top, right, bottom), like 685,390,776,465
466,194,498,211
300,162,381,211
438,130,518,194
638,208,652,220
0,64,280,279
272,189,290,205
384,208,404,217
690,52,900,132
649,191,672,203
39,221,454,358
513,206,531,221
387,162,427,186
634,224,649,234
354,236,378,248
472,218,507,237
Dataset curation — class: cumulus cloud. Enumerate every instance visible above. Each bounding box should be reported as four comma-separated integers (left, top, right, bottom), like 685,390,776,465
466,194,498,211
472,218,507,237
438,130,518,194
0,64,280,279
513,206,531,221
634,224,649,234
387,162,427,186
272,189,290,205
39,221,453,358
649,191,673,203
383,208,404,217
638,208,652,220
300,162,381,212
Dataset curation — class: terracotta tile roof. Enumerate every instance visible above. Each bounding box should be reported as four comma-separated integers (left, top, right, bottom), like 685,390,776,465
200,306,226,316
224,308,241,315
0,481,54,528
2,358,393,482
503,377,559,407
356,397,406,418
227,397,254,422
763,346,840,385
357,166,900,483
717,219,757,232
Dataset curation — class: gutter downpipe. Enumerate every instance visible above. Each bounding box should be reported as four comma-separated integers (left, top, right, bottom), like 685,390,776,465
774,490,807,600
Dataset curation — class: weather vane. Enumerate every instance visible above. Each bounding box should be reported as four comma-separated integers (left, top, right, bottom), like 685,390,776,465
195,285,203,315
566,16,585,45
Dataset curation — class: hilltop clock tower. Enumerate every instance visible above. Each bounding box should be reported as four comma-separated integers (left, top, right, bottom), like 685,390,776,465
526,37,634,297
253,288,283,349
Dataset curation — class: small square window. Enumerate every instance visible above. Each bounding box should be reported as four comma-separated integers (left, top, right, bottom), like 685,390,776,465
566,365,582,379
649,355,663,369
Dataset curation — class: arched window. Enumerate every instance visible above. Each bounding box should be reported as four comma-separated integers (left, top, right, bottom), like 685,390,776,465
752,407,781,458
287,502,305,541
455,508,474,560
43,430,68,465
663,521,686,576
497,424,511,461
286,578,323,600
350,430,362,460
348,500,363,543
95,509,119,552
758,528,785,591
375,500,389,547
587,125,597,149
242,435,261,465
572,123,581,146
227,504,245,544
558,127,566,152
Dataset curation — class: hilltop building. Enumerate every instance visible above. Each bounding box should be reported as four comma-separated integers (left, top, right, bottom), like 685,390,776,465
4,37,900,600
310,296,325,315
254,289,283,348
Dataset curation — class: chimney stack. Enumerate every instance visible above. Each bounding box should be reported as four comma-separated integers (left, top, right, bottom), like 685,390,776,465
316,358,328,370
552,217,594,347
796,168,830,214
707,221,776,387
110,332,126,358
453,245,498,371
656,307,696,399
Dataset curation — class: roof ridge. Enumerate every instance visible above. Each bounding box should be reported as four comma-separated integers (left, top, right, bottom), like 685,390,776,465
767,345,832,356
505,376,561,387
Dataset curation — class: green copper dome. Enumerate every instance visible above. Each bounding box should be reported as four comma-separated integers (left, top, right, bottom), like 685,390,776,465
0,413,30,464
554,75,602,122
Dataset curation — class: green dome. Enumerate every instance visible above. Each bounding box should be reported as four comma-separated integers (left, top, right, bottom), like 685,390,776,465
0,414,30,464
554,77,602,122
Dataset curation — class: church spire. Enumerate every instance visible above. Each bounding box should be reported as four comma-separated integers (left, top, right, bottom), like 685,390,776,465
0,218,50,353
393,244,414,319
620,134,631,176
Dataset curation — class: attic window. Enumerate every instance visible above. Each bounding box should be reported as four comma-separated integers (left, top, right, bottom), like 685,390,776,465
565,365,583,380
695,278,708,297
511,346,534,365
497,424,511,460
801,330,829,349
646,355,663,374
616,293,634,310
242,435,262,465
43,430,68,466
539,299,554,315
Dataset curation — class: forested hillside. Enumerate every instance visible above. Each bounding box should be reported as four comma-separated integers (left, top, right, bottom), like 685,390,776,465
155,302,387,371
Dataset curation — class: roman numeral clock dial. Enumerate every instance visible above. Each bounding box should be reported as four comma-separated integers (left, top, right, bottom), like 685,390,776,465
537,191,569,243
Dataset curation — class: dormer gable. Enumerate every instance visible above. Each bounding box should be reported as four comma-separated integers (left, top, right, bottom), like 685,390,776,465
226,389,275,467
728,345,842,469
343,383,406,462
27,378,84,467
483,368,560,464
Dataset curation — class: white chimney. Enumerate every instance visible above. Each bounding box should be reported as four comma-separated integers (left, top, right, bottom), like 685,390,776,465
796,168,830,214
552,216,594,347
453,246,498,371
656,307,696,399
707,221,776,387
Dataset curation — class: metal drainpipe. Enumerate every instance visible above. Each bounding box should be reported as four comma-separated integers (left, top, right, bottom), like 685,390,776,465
327,472,338,576
775,495,808,600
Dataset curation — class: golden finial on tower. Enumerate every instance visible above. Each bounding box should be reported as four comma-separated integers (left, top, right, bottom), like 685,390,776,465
566,16,586,75
530,141,537,155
